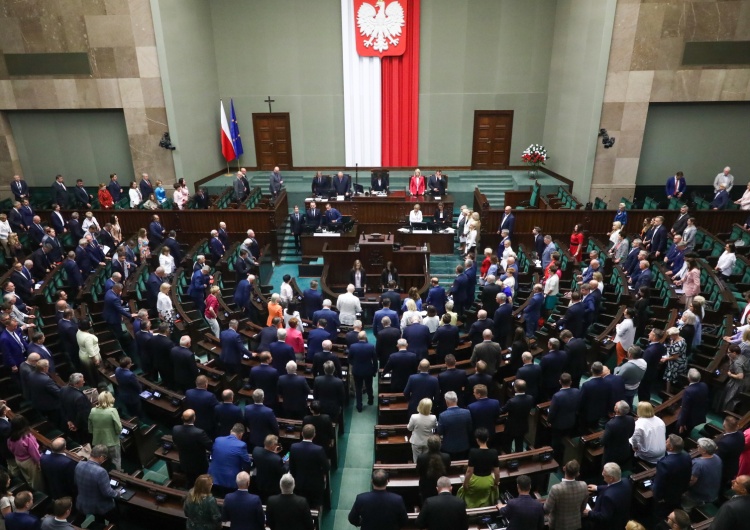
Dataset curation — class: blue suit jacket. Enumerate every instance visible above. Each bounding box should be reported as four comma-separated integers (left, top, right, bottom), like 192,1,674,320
185,388,220,434
249,364,279,405
666,176,686,197
107,180,122,201
348,341,378,377
498,494,545,530
548,387,581,430
579,377,611,423
540,350,568,391
269,341,295,373
373,308,398,334
222,490,265,530
468,398,501,435
302,288,323,318
208,435,251,488
324,208,342,224
523,293,544,321
710,189,730,209
278,374,311,415
214,402,244,438
516,364,542,402
189,269,209,297
450,273,468,304
425,286,447,315
348,490,408,530
677,382,709,432
115,367,141,406
383,350,419,393
103,289,131,325
436,406,473,453
603,374,625,411
4,511,40,530
244,403,279,447
164,237,182,263
588,479,632,530
558,302,587,339
438,369,468,406
220,329,251,366
27,343,55,374
234,279,251,309
40,452,78,501
312,308,340,335
331,176,351,195
306,328,331,361
463,266,477,303
633,268,653,291
652,451,692,505
209,237,225,262
403,373,440,414
63,258,83,289
650,226,667,254
402,323,431,359
621,248,641,276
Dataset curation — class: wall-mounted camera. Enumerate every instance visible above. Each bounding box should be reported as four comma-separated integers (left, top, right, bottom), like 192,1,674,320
599,128,615,149
159,132,176,150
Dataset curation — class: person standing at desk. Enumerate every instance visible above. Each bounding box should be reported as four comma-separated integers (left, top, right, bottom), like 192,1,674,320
371,172,389,192
332,171,351,197
270,166,284,197
324,204,342,227
433,202,449,227
409,204,423,225
311,171,329,196
428,170,447,196
289,206,304,253
409,169,426,196
306,201,322,229
350,260,367,295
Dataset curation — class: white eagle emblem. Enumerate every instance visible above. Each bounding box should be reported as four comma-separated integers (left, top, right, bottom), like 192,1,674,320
357,0,405,53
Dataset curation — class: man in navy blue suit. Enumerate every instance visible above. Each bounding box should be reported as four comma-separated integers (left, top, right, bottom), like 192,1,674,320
438,355,468,408
107,173,122,202
305,201,323,230
148,214,165,246
62,251,83,302
602,366,625,413
222,471,265,530
312,299,340,335
249,353,279,407
639,328,666,402
312,341,342,378
348,470,408,530
220,319,253,375
584,462,632,530
185,376,220,436
449,265,468,316
27,331,56,375
433,315,460,365
717,416,745,488
492,293,513,348
103,284,135,352
372,298,398,335
4,491,39,530
189,266,210,315
632,260,653,291
209,230,226,263
557,292,587,339
270,329,296,373
139,173,154,198
324,203,342,227
289,424,330,508
403,360,440,414
40,437,78,501
652,434,692,517
579,365,609,426
710,184,730,209
305,319,331,362
302,280,323,319
233,273,253,316
383,339,419,393
620,241,642,273
257,319,281,353
648,216,668,258
278,361,311,419
463,258,477,307
516,352,541,403
331,171,351,196
402,317,431,360
214,389,244,438
468,384,501,440
677,369,708,435
349,331,378,412
523,284,544,338
244,389,279,450
539,338,568,401
426,277,447,316
115,357,142,417
436,391,473,460
602,400,635,470
548,373,582,465
496,206,516,241
496,474,544,530
164,231,182,263
500,379,535,453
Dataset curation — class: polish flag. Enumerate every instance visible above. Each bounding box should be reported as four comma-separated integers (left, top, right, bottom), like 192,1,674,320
220,100,236,162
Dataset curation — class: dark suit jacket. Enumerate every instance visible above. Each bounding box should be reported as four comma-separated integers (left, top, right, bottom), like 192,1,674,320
107,180,122,202
170,346,199,391
376,327,402,366
402,323,431,359
498,494,545,530
221,489,265,530
383,350,419,393
433,325,460,362
50,211,66,234
579,377,611,424
493,303,514,347
471,340,501,375
426,286,447,315
214,402,244,438
163,237,182,263
548,387,582,430
438,369,468,407
348,490,408,530
289,440,329,493
40,452,78,500
52,181,69,207
244,403,279,448
602,414,635,465
11,179,29,201
312,308,340,335
289,212,304,235
278,374,311,416
559,302,587,339
302,413,335,453
468,398,501,435
404,373,440,414
415,492,468,530
710,189,730,209
269,341,296,373
184,389,220,434
716,430,745,485
602,374,625,411
540,350,568,395
650,226,667,254
564,338,588,385
677,382,709,432
348,342,378,377
252,446,286,496
4,511,40,530
10,270,33,302
249,364,279,406
652,450,692,506
172,424,213,475
266,494,314,530
468,319,493,347
516,364,542,403
436,407,473,454
27,343,55,375
147,333,175,386
257,325,280,353
28,371,60,411
302,289,323,318
114,367,141,408
587,479,632,530
60,385,91,433
30,248,51,278
305,208,322,229
220,328,252,367
148,220,164,245
312,350,342,378
480,283,501,317
313,374,345,418
500,394,535,437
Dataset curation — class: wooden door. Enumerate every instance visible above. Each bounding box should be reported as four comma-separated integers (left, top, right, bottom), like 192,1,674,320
471,110,513,169
252,113,293,170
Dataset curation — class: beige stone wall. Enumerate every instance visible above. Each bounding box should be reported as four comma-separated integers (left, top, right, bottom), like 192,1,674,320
591,0,750,205
0,0,175,184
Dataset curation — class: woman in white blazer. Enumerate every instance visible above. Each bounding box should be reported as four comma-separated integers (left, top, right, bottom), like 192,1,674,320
407,398,437,463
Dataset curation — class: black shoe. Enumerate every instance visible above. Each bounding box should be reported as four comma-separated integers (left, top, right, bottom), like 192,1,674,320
367,399,374,406
357,407,363,413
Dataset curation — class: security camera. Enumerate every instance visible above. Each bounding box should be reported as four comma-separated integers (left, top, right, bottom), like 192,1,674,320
598,128,615,149
159,132,176,151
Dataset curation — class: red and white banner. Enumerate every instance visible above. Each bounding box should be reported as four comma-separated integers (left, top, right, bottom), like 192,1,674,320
354,0,406,57
219,100,235,162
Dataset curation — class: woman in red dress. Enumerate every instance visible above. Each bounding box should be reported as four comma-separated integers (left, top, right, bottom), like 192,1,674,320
97,183,114,209
569,224,584,262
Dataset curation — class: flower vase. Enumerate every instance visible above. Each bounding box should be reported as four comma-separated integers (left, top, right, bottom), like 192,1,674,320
528,165,540,179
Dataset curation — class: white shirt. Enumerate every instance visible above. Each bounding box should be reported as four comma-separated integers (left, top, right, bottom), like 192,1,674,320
284,310,302,329
129,188,142,208
501,247,516,269
157,292,173,319
716,251,736,277
280,282,294,304
609,228,621,246
400,310,423,331
159,254,175,275
465,229,477,249
409,210,423,223
544,274,559,297
629,416,666,464
0,219,11,239
82,217,99,233
423,315,440,333
174,187,189,209
503,276,515,296
336,292,361,326
614,318,635,349
714,172,734,192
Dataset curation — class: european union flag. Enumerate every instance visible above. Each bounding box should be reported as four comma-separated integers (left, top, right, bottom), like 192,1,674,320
230,99,244,158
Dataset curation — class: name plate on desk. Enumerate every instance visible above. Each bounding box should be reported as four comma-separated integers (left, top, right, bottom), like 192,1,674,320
336,195,345,201
412,229,432,234
313,232,341,237
433,196,442,200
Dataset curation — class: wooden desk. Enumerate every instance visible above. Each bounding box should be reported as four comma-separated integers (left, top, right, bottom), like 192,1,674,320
301,227,358,258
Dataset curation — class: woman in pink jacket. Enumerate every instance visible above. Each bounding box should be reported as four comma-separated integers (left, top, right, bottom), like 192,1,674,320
675,259,700,309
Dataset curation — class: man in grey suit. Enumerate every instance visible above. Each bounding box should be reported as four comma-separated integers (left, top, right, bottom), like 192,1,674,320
41,497,75,529
470,329,502,376
544,459,589,530
270,166,284,196
542,235,556,269
233,172,248,203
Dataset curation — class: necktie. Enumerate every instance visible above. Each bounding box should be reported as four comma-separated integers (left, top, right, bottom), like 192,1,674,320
16,182,21,192
12,332,24,351
295,214,299,220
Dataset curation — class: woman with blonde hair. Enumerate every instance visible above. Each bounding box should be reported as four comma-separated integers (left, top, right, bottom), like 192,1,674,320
204,285,221,337
629,401,666,464
465,221,478,257
407,398,437,463
88,391,123,471
7,233,23,262
625,521,646,530
441,300,458,326
137,227,151,262
608,221,622,246
401,298,423,330
183,474,221,530
159,246,175,277
76,319,101,386
158,282,175,329
154,179,167,204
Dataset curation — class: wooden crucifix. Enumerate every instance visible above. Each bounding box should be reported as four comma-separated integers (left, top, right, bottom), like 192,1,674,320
264,96,275,113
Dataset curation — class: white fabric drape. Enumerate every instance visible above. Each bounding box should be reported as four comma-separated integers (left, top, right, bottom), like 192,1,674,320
341,0,382,166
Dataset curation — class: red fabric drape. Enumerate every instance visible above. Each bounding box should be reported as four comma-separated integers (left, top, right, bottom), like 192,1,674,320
381,0,420,167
